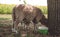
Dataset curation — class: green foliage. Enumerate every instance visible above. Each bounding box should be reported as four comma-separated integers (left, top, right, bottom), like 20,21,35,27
0,4,15,14
0,4,48,14
36,6,48,14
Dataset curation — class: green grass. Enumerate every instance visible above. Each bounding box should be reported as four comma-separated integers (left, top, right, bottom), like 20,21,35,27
0,18,11,20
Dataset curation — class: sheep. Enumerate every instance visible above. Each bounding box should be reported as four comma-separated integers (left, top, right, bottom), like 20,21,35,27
12,4,48,33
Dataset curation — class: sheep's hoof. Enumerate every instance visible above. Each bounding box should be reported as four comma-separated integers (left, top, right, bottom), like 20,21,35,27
12,28,18,34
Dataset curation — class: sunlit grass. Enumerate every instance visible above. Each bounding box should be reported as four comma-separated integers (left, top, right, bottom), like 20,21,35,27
0,14,12,20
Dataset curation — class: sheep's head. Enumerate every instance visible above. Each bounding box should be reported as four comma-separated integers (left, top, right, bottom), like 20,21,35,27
40,15,48,27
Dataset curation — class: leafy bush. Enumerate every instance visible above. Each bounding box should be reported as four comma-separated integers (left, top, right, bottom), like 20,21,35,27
0,4,15,14
0,4,48,14
36,6,48,14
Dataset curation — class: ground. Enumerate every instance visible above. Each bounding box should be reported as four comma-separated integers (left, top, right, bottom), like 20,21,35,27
0,14,49,37
0,14,13,37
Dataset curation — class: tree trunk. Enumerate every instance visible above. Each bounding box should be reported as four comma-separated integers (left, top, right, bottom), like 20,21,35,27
48,0,60,36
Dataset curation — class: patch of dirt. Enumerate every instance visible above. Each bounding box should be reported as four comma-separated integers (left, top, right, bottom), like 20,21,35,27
0,20,12,25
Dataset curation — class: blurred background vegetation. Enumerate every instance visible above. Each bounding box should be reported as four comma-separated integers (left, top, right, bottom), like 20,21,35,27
0,4,15,14
0,4,48,14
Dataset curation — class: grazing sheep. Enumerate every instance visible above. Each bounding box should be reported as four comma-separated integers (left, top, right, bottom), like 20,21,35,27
12,4,48,33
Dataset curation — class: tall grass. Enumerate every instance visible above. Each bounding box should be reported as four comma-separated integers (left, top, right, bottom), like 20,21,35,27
0,4,48,14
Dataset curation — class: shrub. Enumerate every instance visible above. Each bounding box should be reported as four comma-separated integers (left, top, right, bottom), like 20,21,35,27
36,6,48,14
0,4,15,14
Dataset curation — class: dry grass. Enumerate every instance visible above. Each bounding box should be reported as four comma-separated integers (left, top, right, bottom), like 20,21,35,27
0,14,12,26
0,14,12,19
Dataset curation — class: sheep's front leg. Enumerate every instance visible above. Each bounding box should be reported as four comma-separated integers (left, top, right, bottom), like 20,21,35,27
12,19,19,33
32,19,38,33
